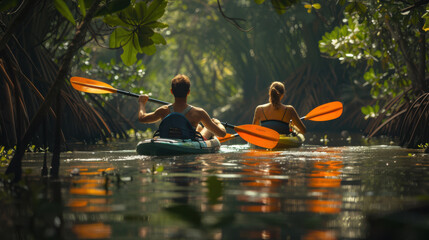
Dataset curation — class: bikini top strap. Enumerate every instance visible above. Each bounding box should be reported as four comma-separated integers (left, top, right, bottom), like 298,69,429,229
281,107,288,121
261,108,268,121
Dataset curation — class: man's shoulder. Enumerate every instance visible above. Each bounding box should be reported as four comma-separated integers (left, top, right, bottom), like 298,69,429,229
155,105,170,115
190,106,206,114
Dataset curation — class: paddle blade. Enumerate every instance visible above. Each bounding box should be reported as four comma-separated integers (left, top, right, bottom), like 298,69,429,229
234,124,280,149
304,101,343,121
218,133,239,143
70,77,117,94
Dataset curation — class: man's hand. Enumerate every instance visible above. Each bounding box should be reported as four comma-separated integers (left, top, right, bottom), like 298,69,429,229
139,94,149,105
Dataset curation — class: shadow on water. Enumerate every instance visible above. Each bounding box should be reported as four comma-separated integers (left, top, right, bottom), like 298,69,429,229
1,136,429,239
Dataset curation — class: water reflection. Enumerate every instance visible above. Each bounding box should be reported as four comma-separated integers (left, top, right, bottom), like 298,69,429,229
72,223,111,239
238,150,283,213
306,149,343,215
14,144,425,239
66,163,116,239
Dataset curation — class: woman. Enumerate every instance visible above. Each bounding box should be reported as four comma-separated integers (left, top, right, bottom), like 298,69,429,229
252,81,306,134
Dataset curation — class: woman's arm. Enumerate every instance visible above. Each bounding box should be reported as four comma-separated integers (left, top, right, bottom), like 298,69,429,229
252,106,262,125
289,107,306,134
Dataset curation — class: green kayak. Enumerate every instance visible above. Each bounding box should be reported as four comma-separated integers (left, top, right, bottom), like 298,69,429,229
136,137,221,156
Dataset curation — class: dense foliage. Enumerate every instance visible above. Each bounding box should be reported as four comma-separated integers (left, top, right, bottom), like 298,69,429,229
319,1,428,147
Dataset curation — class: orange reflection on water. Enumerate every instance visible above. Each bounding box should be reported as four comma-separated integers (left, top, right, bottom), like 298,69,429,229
307,149,344,216
308,178,341,188
239,229,280,240
72,222,111,239
237,150,284,213
306,199,342,214
68,165,114,216
302,230,336,240
67,198,113,212
70,187,112,196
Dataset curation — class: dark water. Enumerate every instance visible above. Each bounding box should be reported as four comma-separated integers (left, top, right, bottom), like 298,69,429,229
2,140,429,239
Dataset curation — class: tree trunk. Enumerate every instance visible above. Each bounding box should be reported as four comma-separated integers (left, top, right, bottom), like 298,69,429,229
5,0,102,182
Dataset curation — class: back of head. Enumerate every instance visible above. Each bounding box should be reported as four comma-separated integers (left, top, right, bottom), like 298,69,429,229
171,74,191,98
269,81,285,108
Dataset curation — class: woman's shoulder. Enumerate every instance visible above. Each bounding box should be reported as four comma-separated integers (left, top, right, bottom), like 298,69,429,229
256,103,271,109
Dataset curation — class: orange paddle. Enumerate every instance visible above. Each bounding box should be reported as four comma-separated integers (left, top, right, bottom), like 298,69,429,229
301,101,343,121
221,123,280,149
70,77,169,105
218,133,239,143
70,77,280,148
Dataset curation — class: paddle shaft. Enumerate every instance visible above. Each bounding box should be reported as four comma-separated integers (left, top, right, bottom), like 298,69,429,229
73,81,170,105
116,89,170,105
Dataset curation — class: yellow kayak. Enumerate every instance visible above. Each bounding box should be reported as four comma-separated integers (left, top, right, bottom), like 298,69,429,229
250,133,304,149
275,133,305,149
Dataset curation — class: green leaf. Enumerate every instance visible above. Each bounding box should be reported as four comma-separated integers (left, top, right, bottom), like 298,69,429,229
137,27,154,48
121,40,138,66
145,21,169,29
109,27,131,48
96,0,131,17
345,2,367,15
151,33,166,45
143,0,167,24
134,1,148,20
254,0,265,4
423,17,429,32
54,0,76,25
374,103,380,113
78,0,86,16
0,0,18,12
103,15,129,28
142,44,156,55
361,106,370,115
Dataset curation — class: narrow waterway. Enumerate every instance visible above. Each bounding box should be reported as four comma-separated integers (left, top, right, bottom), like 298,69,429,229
1,140,429,239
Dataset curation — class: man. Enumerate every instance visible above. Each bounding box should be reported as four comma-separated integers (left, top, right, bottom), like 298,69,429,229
138,74,226,139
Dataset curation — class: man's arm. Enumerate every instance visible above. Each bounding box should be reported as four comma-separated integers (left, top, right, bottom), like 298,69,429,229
138,95,165,123
199,110,226,137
